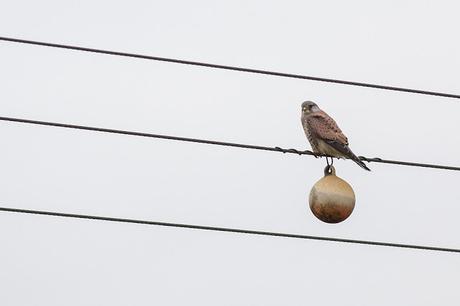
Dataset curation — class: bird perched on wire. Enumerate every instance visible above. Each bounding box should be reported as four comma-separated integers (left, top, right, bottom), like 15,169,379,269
301,101,370,171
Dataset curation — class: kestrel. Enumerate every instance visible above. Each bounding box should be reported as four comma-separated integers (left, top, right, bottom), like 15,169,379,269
301,101,370,171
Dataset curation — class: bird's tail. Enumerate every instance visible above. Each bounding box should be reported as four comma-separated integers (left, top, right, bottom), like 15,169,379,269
325,140,371,171
349,152,371,171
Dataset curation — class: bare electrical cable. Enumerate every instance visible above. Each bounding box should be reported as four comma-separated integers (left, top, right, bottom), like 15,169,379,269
1,115,459,171
0,206,458,253
1,36,459,99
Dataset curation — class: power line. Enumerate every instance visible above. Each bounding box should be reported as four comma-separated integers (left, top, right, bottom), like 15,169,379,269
0,206,458,253
1,115,459,171
1,36,459,100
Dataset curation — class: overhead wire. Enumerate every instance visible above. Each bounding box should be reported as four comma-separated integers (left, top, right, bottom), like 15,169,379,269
1,115,459,171
1,36,460,100
1,37,459,254
0,206,458,253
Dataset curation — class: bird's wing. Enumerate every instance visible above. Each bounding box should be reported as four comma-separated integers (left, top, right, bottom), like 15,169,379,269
307,111,348,145
307,111,370,171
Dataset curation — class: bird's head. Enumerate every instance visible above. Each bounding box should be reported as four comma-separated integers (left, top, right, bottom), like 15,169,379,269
301,101,320,114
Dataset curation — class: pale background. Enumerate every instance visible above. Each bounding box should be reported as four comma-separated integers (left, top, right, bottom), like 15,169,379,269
1,1,459,305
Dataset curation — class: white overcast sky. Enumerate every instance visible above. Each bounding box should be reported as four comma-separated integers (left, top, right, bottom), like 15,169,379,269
1,1,460,305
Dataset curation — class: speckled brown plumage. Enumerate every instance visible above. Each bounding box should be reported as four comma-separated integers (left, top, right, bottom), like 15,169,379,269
301,101,370,171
